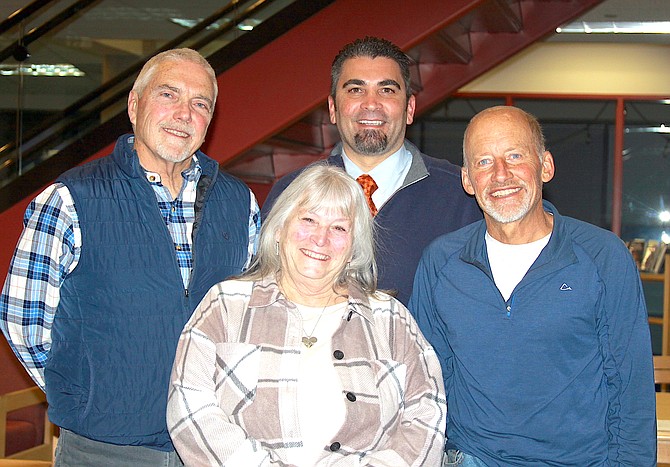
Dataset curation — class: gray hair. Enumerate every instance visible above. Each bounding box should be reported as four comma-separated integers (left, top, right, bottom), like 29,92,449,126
132,48,218,102
463,106,546,166
330,36,413,102
243,164,377,294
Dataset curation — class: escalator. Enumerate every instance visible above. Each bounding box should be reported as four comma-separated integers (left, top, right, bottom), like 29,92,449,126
0,0,333,209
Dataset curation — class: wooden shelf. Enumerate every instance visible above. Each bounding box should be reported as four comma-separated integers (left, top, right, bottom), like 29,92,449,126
643,253,670,355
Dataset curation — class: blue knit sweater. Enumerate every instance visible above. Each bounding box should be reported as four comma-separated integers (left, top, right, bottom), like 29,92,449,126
410,201,656,466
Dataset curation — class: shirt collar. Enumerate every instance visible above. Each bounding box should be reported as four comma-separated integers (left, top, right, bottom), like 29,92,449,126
248,275,375,324
143,154,201,184
341,145,412,188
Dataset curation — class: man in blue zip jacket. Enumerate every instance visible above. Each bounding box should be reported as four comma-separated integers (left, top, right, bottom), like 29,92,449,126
262,37,481,305
0,48,260,466
410,105,656,466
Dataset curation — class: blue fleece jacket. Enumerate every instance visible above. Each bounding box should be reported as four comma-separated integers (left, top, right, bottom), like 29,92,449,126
262,140,482,305
409,201,656,466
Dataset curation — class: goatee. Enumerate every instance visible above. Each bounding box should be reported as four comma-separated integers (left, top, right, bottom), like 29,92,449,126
354,129,388,156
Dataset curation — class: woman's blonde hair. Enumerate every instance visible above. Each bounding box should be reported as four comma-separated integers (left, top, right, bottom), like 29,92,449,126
243,163,377,294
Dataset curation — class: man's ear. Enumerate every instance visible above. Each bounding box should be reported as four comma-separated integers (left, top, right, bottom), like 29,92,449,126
127,91,138,127
461,167,475,196
327,95,337,125
406,95,416,125
541,151,555,183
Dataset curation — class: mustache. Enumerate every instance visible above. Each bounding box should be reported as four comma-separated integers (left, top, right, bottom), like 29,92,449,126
159,122,194,136
354,112,388,122
486,179,527,191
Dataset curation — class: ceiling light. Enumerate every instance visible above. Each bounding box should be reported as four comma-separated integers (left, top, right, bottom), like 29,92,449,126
556,21,670,34
171,17,257,31
169,17,230,30
169,17,200,28
237,19,261,31
0,64,85,77
625,126,670,134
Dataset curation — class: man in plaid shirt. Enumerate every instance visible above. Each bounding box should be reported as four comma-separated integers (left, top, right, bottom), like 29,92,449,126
0,48,259,466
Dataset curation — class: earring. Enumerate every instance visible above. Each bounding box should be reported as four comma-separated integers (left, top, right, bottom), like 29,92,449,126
275,241,279,256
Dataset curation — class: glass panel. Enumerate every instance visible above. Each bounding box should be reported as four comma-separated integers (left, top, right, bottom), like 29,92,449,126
0,0,296,186
407,97,506,166
621,100,670,244
513,99,616,123
411,97,616,229
514,99,616,229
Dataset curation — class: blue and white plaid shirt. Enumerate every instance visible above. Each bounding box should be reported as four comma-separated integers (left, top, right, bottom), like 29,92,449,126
0,156,260,389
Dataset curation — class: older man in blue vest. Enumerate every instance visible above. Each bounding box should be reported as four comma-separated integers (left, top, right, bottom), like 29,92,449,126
0,48,259,466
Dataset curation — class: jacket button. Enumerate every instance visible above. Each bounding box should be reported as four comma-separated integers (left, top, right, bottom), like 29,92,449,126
346,392,356,402
333,350,344,360
330,442,341,451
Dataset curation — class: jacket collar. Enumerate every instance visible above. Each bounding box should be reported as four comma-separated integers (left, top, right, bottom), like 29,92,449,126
248,275,375,324
461,200,578,278
328,139,429,189
112,133,219,181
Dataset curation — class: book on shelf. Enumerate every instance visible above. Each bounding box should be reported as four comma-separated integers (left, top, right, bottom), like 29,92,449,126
652,243,668,274
641,240,660,272
627,238,646,270
626,238,668,273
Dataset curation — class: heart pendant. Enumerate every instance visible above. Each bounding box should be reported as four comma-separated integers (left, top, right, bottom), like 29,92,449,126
302,336,317,348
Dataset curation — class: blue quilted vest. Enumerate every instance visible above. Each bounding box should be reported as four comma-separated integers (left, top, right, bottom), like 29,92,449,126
46,135,251,450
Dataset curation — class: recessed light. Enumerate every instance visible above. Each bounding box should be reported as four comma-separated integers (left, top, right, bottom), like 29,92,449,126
556,21,670,34
237,19,261,31
170,16,256,31
0,64,85,77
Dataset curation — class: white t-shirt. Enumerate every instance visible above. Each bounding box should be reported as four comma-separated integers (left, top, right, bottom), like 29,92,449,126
293,301,348,465
485,232,551,301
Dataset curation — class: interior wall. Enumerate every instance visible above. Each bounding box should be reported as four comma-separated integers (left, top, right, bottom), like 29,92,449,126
459,42,670,95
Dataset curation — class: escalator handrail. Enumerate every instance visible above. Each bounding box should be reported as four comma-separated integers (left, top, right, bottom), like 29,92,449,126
0,0,57,36
0,0,99,64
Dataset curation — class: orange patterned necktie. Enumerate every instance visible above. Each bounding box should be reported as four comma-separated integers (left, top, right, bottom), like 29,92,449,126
356,174,378,216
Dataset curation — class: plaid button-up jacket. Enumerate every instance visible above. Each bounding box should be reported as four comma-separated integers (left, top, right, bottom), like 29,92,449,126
167,276,446,466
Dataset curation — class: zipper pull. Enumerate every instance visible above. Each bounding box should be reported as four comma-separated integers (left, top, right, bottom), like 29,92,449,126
506,294,515,318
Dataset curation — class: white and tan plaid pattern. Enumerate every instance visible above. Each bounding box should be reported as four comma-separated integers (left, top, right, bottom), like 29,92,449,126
167,276,446,466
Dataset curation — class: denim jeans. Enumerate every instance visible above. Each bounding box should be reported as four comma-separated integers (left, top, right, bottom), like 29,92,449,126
55,429,184,467
443,449,489,467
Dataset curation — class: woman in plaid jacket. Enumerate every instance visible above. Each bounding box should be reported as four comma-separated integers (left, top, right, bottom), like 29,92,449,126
167,164,445,466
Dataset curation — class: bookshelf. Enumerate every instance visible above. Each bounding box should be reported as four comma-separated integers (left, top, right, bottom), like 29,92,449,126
643,253,670,355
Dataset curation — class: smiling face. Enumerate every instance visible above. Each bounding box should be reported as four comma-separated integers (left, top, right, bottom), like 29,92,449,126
328,56,415,170
127,59,215,170
277,206,353,300
462,108,554,228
